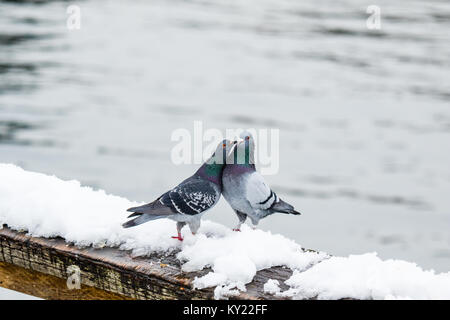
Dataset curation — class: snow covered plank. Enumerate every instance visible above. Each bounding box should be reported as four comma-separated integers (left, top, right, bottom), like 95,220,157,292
0,226,291,300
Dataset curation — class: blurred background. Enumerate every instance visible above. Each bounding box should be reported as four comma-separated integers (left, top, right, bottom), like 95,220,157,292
0,0,449,299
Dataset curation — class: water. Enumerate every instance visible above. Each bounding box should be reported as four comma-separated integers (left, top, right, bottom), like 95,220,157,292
1,0,449,283
0,287,40,300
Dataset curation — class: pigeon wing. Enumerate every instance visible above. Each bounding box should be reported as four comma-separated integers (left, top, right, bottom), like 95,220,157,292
245,172,277,210
127,194,177,216
168,179,219,215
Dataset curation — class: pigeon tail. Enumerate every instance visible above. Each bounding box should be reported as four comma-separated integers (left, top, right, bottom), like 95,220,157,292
270,199,301,215
287,209,301,215
122,214,166,228
127,211,142,218
126,199,175,216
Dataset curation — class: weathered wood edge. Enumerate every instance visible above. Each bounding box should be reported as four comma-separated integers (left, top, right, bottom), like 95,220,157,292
0,261,133,300
0,226,293,300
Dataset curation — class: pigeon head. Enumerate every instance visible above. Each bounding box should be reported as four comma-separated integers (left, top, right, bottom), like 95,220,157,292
231,131,256,166
197,139,235,184
208,139,235,165
239,130,254,141
239,131,255,149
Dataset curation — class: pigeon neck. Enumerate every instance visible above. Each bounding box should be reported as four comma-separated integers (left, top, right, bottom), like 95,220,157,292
196,161,224,185
232,141,255,168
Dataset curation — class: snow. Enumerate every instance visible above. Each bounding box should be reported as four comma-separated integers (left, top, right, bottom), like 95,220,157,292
282,253,450,300
0,163,325,297
1,163,450,299
264,279,281,295
213,283,243,300
180,226,326,280
191,271,243,299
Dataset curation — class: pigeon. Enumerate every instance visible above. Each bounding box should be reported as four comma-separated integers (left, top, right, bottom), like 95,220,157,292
123,139,236,241
222,131,300,231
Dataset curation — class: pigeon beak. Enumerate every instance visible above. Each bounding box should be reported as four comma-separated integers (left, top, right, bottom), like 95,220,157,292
225,141,237,157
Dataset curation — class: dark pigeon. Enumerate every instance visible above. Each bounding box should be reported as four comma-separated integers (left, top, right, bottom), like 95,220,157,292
123,139,235,241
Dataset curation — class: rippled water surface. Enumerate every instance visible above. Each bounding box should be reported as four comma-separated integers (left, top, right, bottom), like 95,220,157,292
1,0,450,274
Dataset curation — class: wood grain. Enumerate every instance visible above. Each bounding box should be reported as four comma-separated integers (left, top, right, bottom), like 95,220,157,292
0,226,293,300
0,261,131,300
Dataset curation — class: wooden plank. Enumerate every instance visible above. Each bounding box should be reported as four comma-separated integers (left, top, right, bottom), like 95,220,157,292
0,226,293,300
0,261,131,300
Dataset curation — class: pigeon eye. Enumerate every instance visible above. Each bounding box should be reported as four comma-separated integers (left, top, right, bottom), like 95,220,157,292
245,136,250,140
223,143,227,148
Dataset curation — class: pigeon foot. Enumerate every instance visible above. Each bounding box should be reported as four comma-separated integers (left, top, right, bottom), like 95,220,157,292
232,228,241,232
171,232,184,241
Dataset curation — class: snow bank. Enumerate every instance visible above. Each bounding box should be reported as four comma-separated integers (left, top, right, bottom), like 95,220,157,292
282,253,450,300
1,163,449,299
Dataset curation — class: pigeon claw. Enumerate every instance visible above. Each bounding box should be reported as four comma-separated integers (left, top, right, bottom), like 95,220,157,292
232,228,241,232
171,235,184,241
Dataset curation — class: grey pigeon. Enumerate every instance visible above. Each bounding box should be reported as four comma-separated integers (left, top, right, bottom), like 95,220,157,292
123,139,236,241
222,131,300,231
